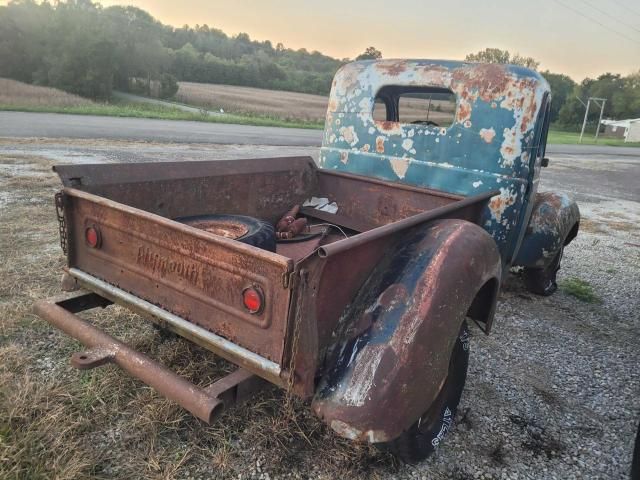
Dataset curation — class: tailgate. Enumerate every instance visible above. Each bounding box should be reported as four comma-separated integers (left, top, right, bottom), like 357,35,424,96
61,188,293,364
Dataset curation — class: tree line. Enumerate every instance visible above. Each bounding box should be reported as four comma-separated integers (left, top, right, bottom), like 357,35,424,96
0,0,342,99
466,48,639,126
0,2,637,127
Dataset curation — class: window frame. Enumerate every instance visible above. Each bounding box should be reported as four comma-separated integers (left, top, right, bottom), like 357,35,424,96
373,85,457,127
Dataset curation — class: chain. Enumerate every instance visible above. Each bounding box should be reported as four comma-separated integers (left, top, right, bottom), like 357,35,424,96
282,269,306,419
54,191,67,254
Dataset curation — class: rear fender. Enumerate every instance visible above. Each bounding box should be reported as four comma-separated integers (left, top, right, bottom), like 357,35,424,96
312,219,501,443
513,192,580,269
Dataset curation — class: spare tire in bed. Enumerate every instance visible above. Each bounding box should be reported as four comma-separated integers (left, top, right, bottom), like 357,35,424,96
175,214,276,252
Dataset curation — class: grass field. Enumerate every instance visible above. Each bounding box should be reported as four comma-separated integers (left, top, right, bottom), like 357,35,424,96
547,129,639,147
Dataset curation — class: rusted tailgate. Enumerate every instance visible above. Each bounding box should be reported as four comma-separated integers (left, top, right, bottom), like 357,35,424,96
62,188,293,364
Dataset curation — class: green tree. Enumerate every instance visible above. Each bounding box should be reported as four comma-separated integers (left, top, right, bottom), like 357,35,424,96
356,46,382,61
612,71,640,119
465,48,539,70
558,72,631,126
541,71,577,122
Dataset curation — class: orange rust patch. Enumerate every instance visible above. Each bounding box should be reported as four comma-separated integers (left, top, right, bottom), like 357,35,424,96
375,136,385,153
479,128,496,143
489,193,516,215
457,102,471,123
376,61,408,76
452,64,511,103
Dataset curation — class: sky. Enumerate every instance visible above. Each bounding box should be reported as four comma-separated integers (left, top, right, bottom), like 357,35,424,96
46,0,640,80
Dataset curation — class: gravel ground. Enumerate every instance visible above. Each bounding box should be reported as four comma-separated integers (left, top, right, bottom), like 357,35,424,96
0,140,638,479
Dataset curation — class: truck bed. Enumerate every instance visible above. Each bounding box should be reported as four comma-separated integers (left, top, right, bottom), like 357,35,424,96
54,156,491,378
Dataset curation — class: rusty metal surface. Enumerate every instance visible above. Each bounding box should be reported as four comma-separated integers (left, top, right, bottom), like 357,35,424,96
312,219,502,442
68,268,287,387
54,156,317,225
180,218,250,239
306,169,462,233
317,189,496,258
33,296,224,423
63,188,293,363
513,191,580,268
204,368,267,410
71,347,114,369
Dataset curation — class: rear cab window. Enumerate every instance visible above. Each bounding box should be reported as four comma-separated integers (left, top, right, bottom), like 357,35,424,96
373,86,457,127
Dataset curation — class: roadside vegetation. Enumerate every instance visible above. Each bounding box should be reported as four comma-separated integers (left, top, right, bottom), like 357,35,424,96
560,277,602,303
547,130,639,147
0,102,324,130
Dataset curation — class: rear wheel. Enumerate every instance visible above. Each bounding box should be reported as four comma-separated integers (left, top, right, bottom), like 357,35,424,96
175,214,276,252
522,246,563,296
377,321,470,463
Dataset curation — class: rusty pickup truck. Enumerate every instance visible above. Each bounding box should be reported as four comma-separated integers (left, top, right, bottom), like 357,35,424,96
35,59,580,462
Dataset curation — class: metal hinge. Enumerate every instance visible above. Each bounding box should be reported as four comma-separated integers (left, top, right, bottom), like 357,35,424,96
282,271,295,289
54,191,68,255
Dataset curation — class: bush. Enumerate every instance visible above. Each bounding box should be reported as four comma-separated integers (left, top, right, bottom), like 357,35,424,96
159,73,178,99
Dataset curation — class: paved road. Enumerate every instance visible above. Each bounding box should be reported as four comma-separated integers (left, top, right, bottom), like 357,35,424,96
1,111,639,157
0,111,322,146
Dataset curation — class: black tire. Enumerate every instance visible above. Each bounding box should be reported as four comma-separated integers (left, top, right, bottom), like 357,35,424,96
377,321,470,463
522,245,563,296
175,214,276,252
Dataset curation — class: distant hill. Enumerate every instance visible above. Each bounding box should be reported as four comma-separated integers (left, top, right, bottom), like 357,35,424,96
0,1,344,100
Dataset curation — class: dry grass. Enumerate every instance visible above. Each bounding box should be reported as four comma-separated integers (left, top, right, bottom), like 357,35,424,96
176,83,329,122
0,154,398,478
0,78,94,108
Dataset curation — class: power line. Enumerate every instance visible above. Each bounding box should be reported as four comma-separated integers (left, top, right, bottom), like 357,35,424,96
551,0,640,45
616,0,640,18
578,0,640,34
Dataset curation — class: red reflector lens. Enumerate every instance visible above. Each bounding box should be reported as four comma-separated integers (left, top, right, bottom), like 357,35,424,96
85,226,100,248
242,287,263,314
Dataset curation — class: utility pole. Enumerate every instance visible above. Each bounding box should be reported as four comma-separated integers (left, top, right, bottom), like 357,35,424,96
579,98,591,144
592,98,607,142
578,97,607,143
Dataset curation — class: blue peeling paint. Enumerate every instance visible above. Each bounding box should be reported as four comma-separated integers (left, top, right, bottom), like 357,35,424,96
318,59,554,263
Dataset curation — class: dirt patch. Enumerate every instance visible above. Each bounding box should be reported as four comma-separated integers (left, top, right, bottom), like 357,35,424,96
579,218,606,234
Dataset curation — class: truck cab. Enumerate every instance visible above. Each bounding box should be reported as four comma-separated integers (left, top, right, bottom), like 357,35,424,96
320,59,578,282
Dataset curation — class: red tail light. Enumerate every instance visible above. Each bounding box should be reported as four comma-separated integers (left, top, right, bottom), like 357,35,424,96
242,287,263,314
85,226,101,248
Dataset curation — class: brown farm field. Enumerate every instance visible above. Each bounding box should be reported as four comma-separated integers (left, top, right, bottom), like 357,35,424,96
175,82,330,122
0,78,94,108
175,82,456,125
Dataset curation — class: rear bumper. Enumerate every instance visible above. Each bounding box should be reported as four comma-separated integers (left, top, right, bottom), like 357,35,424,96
65,268,287,387
34,269,289,422
34,294,228,423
